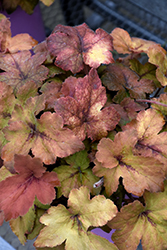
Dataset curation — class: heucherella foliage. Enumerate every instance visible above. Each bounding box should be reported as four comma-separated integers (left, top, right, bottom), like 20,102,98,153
0,14,167,250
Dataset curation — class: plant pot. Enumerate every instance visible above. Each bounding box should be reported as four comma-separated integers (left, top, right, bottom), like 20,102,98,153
0,4,46,42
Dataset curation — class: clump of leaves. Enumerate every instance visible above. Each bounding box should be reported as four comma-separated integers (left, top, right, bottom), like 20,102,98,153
0,14,167,250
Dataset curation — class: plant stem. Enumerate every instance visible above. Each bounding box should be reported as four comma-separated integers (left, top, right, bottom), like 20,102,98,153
136,99,167,107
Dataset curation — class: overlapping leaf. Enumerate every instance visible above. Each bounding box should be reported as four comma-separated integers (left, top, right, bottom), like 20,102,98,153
126,108,167,171
93,129,165,196
1,96,84,165
2,0,38,14
129,58,160,86
40,78,63,109
34,186,118,249
0,81,16,129
9,198,50,245
54,68,120,141
108,180,167,250
151,93,167,116
0,15,11,53
10,205,36,244
47,23,114,73
0,154,60,221
147,46,167,86
0,51,49,95
0,15,37,53
111,27,158,54
102,63,156,103
53,150,100,197
110,97,147,126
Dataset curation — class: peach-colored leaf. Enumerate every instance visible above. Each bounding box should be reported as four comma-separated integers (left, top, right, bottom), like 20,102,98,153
54,68,120,141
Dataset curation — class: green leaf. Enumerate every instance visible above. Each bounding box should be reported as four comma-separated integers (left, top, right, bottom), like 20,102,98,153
0,81,16,129
0,166,13,181
9,205,36,245
54,150,100,197
129,58,160,87
147,45,167,86
34,186,118,249
27,207,46,240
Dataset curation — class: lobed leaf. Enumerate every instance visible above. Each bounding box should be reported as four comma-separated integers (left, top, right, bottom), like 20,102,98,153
110,97,147,126
34,186,117,249
47,23,114,73
2,100,84,164
108,180,167,250
54,68,120,141
54,150,100,197
147,45,167,86
0,154,60,220
10,205,36,245
102,63,156,103
111,27,158,54
128,108,167,172
129,58,160,86
94,129,165,196
0,15,37,53
0,51,49,95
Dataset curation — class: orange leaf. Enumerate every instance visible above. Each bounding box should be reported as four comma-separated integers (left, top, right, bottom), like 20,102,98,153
111,27,158,54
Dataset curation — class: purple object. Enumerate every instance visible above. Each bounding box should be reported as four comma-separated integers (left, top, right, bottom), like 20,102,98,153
0,4,46,42
91,228,116,243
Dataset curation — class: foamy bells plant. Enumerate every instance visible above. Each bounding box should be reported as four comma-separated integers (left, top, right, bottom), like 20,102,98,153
0,13,167,250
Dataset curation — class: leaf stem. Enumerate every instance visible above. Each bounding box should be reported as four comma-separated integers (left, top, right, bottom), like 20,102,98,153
136,99,167,107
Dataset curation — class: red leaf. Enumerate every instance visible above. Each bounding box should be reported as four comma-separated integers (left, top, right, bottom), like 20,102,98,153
0,155,60,220
47,23,114,73
54,69,120,141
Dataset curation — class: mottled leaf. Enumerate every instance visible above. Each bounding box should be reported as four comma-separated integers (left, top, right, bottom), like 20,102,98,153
1,97,84,165
94,129,165,196
40,78,63,109
0,51,49,95
110,97,147,127
130,108,167,171
0,15,11,53
47,23,114,73
108,180,167,250
102,63,156,103
0,154,60,220
54,68,120,140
